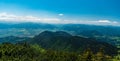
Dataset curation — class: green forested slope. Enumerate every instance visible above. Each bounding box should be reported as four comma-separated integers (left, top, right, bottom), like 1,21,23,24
30,31,117,55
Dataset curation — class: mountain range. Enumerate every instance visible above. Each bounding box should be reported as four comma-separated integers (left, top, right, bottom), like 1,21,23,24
0,22,120,37
0,22,120,45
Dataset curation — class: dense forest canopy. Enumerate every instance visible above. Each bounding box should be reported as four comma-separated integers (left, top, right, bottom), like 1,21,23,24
0,42,117,61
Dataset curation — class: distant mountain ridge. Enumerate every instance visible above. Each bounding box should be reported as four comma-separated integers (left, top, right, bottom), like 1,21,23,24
0,22,120,36
0,22,56,29
0,36,30,43
0,22,120,46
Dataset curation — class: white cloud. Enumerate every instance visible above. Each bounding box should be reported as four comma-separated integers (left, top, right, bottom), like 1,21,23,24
0,12,61,23
58,13,64,16
0,12,119,26
97,20,118,25
98,20,111,23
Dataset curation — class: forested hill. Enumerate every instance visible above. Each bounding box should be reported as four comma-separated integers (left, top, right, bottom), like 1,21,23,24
29,31,118,55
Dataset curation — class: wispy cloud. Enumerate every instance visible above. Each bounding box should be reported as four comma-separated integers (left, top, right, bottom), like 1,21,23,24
0,12,119,26
58,13,64,16
98,20,118,24
0,12,61,23
98,20,111,23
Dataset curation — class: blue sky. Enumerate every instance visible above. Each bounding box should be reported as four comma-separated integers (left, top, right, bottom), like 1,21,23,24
0,0,120,25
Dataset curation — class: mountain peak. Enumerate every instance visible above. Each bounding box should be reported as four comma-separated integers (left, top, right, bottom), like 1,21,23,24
30,31,117,55
37,31,72,37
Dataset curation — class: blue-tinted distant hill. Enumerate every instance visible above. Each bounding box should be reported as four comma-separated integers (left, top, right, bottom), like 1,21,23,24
0,22,120,37
0,36,30,43
0,22,56,29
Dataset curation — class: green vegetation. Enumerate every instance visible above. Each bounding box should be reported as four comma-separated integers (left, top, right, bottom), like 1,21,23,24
0,43,114,61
